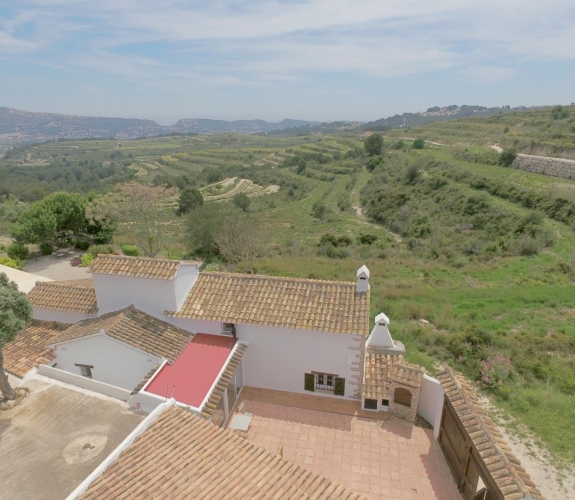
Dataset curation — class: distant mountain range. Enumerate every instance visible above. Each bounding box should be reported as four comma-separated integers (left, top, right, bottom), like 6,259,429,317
360,104,535,131
0,106,316,144
0,104,543,144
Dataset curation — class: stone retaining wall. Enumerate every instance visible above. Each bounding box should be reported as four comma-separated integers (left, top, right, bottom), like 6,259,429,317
512,154,575,179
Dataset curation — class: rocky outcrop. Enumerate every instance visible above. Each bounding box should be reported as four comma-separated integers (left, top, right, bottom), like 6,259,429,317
512,154,575,179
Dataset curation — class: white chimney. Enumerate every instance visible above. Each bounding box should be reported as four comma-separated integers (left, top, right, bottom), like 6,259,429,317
356,265,370,293
366,312,395,348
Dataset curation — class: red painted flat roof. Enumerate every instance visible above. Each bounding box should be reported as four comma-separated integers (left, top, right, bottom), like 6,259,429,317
145,333,236,408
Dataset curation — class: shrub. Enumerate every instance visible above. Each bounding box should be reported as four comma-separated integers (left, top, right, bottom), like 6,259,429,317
478,355,512,389
7,242,29,261
499,148,517,167
0,256,19,269
87,244,115,257
317,245,350,259
357,233,378,245
391,140,404,150
312,202,327,220
73,240,91,251
81,253,95,267
122,244,140,256
412,138,425,149
319,234,352,247
39,242,54,255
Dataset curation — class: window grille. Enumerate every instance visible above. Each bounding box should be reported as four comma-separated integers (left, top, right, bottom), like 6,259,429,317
75,363,93,379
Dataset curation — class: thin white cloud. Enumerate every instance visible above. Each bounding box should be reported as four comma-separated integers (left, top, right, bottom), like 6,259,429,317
1,0,574,88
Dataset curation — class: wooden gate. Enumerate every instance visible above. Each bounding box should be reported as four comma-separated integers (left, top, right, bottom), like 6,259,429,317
436,368,544,500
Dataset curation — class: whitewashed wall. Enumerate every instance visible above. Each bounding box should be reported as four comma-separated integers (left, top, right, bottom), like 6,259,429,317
238,324,360,398
166,317,361,398
33,308,89,324
416,374,445,439
92,264,198,318
51,333,162,390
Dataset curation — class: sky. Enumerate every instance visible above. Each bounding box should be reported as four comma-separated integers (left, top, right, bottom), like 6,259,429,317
0,0,574,124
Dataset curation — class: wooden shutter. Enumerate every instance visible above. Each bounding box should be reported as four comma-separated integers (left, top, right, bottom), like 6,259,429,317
334,377,345,396
394,387,412,407
304,373,315,392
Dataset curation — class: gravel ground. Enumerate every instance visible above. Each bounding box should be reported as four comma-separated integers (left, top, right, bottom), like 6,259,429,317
24,254,91,281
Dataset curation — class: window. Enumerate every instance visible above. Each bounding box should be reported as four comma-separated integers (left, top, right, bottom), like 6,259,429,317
381,398,389,407
75,363,93,379
222,323,235,336
304,372,345,396
393,387,412,407
363,398,378,410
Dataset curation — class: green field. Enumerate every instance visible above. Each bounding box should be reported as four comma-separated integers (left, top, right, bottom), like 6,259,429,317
1,107,575,467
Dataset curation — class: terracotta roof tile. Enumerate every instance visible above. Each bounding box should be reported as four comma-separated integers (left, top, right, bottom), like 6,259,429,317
51,306,193,363
3,320,69,377
437,368,545,500
28,279,97,315
362,349,424,399
201,343,248,419
79,405,365,500
131,364,161,395
168,272,370,335
90,254,198,280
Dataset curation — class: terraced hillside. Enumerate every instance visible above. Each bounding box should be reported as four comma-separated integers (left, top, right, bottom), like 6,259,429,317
381,104,575,158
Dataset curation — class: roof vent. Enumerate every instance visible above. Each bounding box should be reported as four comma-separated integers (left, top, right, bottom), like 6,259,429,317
356,265,370,293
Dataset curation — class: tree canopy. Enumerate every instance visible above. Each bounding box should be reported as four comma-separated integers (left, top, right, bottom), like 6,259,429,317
233,192,250,212
10,192,114,247
88,182,176,257
176,187,203,216
364,134,383,156
499,148,518,167
0,273,33,400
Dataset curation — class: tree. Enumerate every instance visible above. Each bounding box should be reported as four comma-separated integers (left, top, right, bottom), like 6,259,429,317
87,182,176,257
312,202,327,220
176,188,203,216
214,214,268,263
0,273,33,400
233,192,250,212
499,148,517,167
364,134,383,156
10,192,111,246
412,138,425,149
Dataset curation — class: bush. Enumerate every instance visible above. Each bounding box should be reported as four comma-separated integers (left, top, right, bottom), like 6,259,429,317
73,240,91,251
479,355,512,389
357,233,378,245
391,140,404,150
312,202,327,220
7,242,29,261
87,244,115,258
317,245,350,259
81,253,94,267
121,244,140,256
499,148,517,167
412,138,425,149
0,256,19,269
319,234,352,247
39,242,54,255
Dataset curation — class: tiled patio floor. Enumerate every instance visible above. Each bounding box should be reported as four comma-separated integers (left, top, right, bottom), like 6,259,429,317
233,400,463,500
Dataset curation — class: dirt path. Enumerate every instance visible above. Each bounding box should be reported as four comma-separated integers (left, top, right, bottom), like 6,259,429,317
489,144,503,153
480,396,575,499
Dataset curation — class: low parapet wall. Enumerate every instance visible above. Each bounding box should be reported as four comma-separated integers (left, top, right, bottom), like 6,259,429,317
512,154,575,179
38,365,131,401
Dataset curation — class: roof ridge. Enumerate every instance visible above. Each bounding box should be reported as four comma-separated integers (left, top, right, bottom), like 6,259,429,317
201,271,355,286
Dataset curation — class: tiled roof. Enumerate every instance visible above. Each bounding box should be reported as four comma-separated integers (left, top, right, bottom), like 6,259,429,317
28,279,98,315
437,368,545,500
201,343,248,419
362,349,424,399
51,306,193,363
79,405,365,500
168,272,370,335
3,320,69,377
90,254,197,280
131,364,160,395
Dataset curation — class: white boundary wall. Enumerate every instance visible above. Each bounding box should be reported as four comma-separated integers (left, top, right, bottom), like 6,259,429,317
416,374,444,439
38,365,132,401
